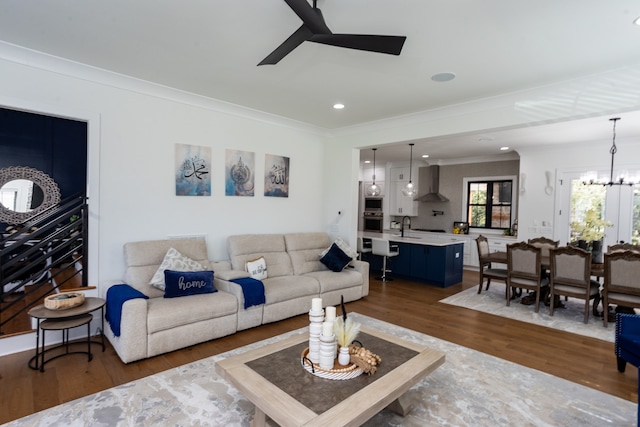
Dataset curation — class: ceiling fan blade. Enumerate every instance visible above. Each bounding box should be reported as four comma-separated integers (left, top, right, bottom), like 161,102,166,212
258,24,314,66
283,0,331,34
310,34,406,56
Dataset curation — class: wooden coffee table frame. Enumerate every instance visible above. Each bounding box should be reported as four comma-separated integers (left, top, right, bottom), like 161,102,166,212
216,324,445,427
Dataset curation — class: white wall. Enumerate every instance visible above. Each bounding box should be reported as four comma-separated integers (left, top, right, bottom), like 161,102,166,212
0,47,327,355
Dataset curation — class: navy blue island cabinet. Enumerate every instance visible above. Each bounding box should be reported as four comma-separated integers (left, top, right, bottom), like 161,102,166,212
392,241,464,287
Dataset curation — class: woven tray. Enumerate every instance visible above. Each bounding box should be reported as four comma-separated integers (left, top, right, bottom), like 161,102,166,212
44,292,85,310
301,347,363,380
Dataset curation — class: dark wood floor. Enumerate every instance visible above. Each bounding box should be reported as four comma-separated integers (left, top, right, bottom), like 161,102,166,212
0,269,636,424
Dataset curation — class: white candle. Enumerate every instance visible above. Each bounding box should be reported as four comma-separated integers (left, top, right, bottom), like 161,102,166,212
325,306,336,322
322,321,334,337
311,298,322,312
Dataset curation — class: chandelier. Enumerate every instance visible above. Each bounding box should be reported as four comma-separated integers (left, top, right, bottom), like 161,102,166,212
365,148,381,196
582,117,637,186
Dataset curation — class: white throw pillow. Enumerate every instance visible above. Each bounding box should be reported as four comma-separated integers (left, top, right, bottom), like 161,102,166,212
150,247,207,291
320,237,357,260
245,256,268,280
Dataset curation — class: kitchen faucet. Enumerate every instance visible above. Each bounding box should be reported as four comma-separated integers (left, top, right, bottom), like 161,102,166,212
401,216,411,237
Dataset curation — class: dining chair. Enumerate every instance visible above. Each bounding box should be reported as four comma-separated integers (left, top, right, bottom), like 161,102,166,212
528,237,560,258
603,250,640,327
608,243,640,253
371,238,399,282
475,235,507,295
506,242,548,312
548,246,600,323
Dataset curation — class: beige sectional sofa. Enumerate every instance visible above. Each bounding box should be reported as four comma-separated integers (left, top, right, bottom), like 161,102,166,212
104,232,369,364
215,232,369,330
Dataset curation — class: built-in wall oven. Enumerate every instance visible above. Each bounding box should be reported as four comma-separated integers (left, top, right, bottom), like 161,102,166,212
363,211,383,233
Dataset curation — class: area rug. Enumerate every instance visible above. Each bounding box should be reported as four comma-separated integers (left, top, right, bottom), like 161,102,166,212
440,284,615,342
2,313,634,427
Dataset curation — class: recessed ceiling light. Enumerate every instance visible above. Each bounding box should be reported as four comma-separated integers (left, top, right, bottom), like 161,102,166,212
364,160,371,164
634,16,640,25
333,103,345,109
421,154,429,158
500,146,509,151
431,72,456,82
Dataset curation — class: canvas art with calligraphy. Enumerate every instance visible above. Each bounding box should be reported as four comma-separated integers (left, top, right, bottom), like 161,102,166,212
264,154,289,197
175,143,211,196
225,149,255,196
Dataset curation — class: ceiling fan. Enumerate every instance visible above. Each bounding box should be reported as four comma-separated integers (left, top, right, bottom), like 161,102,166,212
258,0,407,66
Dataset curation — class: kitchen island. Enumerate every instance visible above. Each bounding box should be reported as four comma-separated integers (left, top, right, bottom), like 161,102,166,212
359,231,464,287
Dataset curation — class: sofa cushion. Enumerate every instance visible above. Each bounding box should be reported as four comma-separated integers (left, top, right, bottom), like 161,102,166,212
262,275,319,305
285,232,333,276
163,270,216,298
124,238,211,297
303,269,364,293
147,291,236,334
320,243,352,272
228,234,293,278
150,247,208,291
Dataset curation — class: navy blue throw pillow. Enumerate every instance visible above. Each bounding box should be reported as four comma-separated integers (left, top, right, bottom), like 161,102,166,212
320,243,352,272
163,270,216,298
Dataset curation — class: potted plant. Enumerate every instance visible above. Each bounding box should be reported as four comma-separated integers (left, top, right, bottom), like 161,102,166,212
570,208,612,263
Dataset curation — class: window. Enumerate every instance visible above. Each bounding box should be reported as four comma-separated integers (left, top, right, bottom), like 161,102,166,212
467,180,513,230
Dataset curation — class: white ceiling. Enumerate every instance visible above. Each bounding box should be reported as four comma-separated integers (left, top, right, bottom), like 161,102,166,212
1,0,640,163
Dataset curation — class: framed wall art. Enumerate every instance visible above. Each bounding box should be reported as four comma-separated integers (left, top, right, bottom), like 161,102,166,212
175,143,211,196
225,149,255,196
264,154,289,197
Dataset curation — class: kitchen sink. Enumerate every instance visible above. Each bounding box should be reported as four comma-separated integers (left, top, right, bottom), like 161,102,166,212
412,229,446,233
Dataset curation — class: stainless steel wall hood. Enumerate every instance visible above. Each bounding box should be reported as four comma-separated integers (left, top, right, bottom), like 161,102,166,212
414,165,449,202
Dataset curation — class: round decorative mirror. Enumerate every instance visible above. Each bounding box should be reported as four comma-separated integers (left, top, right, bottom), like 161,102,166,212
0,166,61,225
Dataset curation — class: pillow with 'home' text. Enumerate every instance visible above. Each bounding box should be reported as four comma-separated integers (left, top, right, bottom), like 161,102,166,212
163,270,216,298
150,247,207,291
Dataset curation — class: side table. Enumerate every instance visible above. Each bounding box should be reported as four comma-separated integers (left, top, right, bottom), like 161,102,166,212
28,296,106,372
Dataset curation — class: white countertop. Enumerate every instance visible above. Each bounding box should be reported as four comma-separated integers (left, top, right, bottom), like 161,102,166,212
359,231,466,247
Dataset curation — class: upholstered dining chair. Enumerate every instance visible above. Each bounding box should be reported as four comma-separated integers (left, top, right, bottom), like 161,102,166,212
548,246,600,323
528,237,560,258
475,235,507,295
371,238,399,282
608,243,640,253
603,250,640,327
506,242,548,312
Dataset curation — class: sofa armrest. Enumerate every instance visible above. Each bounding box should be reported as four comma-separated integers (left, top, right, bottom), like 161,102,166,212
349,259,370,296
214,276,247,308
216,269,251,281
106,297,149,363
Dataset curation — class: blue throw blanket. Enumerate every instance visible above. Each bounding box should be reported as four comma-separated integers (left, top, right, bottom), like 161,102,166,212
105,284,149,337
230,277,266,309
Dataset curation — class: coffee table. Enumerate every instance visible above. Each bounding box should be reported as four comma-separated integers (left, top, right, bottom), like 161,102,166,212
216,324,445,427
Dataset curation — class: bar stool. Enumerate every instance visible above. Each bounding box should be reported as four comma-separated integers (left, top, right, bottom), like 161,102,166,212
357,237,372,260
372,238,399,282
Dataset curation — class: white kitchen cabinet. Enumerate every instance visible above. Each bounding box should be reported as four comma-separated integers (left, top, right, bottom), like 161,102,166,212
389,181,418,216
390,167,409,182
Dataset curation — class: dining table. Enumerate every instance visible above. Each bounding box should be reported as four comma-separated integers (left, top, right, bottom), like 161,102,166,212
485,251,605,316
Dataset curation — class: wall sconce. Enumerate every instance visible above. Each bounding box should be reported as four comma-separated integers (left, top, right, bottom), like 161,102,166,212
519,173,526,195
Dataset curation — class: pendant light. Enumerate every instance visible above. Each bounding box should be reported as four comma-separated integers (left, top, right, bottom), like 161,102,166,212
402,143,417,197
365,148,381,196
582,117,637,186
